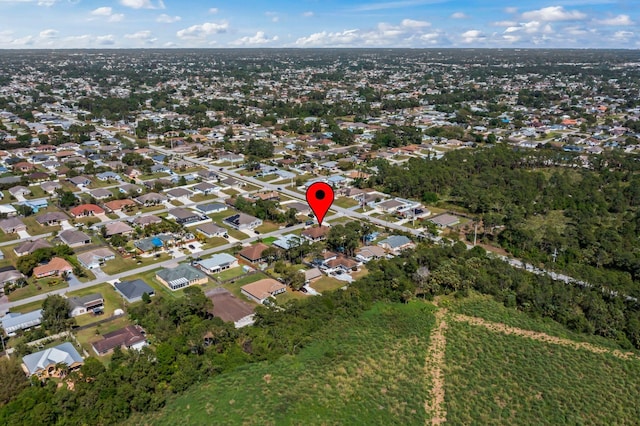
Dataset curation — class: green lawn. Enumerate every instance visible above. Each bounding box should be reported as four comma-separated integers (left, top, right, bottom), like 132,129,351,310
190,193,219,203
255,221,280,234
67,283,126,327
22,215,60,236
226,227,249,240
119,268,180,299
334,197,359,208
10,299,45,314
8,279,69,302
0,231,18,243
222,189,240,197
75,315,132,363
24,185,46,199
261,236,277,245
310,276,345,293
200,237,229,250
130,302,436,425
211,266,246,282
222,271,268,301
101,252,172,275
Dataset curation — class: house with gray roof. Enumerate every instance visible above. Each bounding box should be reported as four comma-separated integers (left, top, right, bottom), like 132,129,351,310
195,203,227,214
68,293,104,317
14,239,53,256
1,309,42,334
59,229,91,247
195,253,238,274
0,217,26,234
21,342,83,379
114,279,155,303
377,235,414,253
77,248,115,269
195,222,227,238
36,211,68,226
90,188,112,200
156,264,208,290
223,212,263,231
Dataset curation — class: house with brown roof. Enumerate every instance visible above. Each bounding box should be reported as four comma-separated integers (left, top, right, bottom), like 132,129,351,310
301,226,330,242
69,204,105,217
104,199,136,213
14,239,53,256
36,211,68,226
91,325,147,356
0,217,26,234
103,221,134,237
238,243,270,264
33,257,73,279
59,229,91,247
241,278,287,304
325,255,360,273
13,162,35,173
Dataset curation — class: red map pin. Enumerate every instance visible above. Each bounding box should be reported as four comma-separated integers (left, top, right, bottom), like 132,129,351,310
306,182,334,226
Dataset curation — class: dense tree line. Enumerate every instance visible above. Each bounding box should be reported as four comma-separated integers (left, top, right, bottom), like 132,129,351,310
369,144,640,295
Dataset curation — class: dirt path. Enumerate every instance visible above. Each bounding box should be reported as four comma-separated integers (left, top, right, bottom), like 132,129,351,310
451,313,639,361
425,308,448,425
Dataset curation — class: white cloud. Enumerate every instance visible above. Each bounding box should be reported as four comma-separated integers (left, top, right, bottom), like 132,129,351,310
596,15,633,26
208,7,218,14
157,14,181,23
504,7,518,14
461,29,485,43
295,29,360,47
521,6,586,22
96,34,115,45
109,13,124,22
505,21,553,35
125,30,156,44
401,19,430,28
613,30,633,41
12,35,34,45
119,0,164,9
502,34,521,43
230,31,278,46
492,20,517,27
39,29,58,38
302,11,314,17
91,6,112,16
176,21,229,39
450,12,467,19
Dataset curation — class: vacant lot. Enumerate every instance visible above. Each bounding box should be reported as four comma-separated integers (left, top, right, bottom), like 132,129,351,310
205,287,255,323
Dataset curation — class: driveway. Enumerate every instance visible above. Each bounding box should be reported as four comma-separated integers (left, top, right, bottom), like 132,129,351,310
17,230,30,239
92,268,107,280
66,273,82,287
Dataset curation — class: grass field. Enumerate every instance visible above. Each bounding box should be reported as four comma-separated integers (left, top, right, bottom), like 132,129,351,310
444,320,640,425
129,302,436,426
254,221,280,234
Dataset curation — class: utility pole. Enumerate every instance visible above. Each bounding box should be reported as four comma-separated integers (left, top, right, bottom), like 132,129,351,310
473,222,478,246
552,247,558,263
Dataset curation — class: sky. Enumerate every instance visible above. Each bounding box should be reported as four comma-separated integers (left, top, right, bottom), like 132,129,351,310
0,0,638,49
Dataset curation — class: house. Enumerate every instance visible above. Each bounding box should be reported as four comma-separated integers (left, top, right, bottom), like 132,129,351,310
377,235,415,253
195,203,227,214
102,221,134,237
325,255,360,272
165,187,193,199
355,245,387,263
301,226,330,242
41,181,62,195
59,229,91,247
0,204,17,217
69,204,105,217
119,183,142,194
303,267,323,283
134,234,174,253
273,234,303,250
96,171,122,181
14,239,53,256
282,201,311,215
89,188,112,200
21,342,83,379
77,248,116,269
223,212,263,231
238,243,270,264
91,325,147,356
33,257,73,279
429,213,461,228
114,279,155,303
168,208,205,225
134,192,168,206
376,199,405,213
68,293,104,317
104,199,136,213
0,268,26,292
192,182,219,195
0,217,26,234
241,278,287,304
220,177,244,189
68,176,91,187
195,253,239,274
1,309,42,334
197,169,219,180
36,211,68,226
19,199,48,213
195,222,227,238
8,186,31,198
131,214,162,228
156,264,208,290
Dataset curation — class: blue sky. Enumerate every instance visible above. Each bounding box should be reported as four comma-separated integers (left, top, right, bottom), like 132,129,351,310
0,0,638,48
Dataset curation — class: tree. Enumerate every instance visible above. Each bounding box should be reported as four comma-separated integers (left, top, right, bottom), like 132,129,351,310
42,295,75,333
15,204,33,217
56,189,78,208
0,357,28,405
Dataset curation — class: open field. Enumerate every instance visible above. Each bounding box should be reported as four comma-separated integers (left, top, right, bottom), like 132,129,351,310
129,302,436,425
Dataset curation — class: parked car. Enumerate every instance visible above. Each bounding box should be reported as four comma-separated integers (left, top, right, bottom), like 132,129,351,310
188,244,195,249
